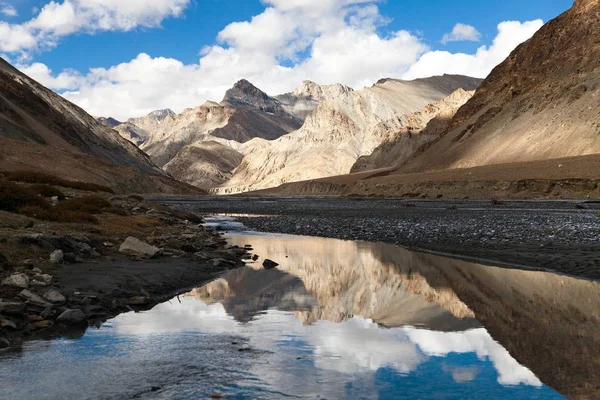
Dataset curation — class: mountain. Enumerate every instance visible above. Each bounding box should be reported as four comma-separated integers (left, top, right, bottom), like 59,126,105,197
0,57,197,194
163,141,244,188
96,117,122,128
120,80,303,173
217,75,482,193
351,88,475,173
396,0,600,174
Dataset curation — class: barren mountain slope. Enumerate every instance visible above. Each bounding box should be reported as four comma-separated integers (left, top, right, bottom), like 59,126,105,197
163,141,244,189
351,89,475,172
96,117,122,128
275,80,332,119
0,58,160,174
0,58,198,194
400,0,600,174
218,75,482,193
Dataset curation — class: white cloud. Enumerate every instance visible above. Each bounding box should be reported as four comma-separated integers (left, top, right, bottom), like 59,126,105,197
442,23,481,44
1,3,17,17
0,0,190,54
12,0,544,120
404,20,543,80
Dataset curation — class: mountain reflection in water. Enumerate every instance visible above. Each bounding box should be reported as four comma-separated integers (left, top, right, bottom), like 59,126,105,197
1,231,596,399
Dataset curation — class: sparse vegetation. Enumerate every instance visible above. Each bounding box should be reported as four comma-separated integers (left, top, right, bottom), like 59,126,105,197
18,205,99,224
128,195,144,202
28,184,66,200
55,195,112,214
0,180,50,212
2,170,114,193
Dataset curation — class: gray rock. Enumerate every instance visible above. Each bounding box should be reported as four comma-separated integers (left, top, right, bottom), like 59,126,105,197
33,274,53,285
119,237,162,259
2,273,30,289
44,290,66,304
262,259,279,270
30,280,48,287
31,267,43,274
0,338,10,348
56,309,86,324
0,302,26,315
18,289,52,308
103,242,115,248
49,250,64,264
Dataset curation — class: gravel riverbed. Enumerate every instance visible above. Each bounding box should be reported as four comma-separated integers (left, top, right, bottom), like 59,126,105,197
161,197,600,280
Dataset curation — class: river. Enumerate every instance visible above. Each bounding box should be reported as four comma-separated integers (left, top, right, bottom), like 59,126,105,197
1,216,598,399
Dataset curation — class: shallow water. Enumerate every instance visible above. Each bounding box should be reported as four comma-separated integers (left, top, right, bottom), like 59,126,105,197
2,217,596,399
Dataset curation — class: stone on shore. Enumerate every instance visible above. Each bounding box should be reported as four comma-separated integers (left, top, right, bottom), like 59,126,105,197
2,273,30,288
262,259,279,270
33,274,53,285
0,302,26,315
44,290,66,304
119,237,162,259
49,250,64,264
18,289,52,308
56,309,86,324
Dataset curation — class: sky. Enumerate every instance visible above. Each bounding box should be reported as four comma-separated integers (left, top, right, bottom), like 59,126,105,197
0,0,573,120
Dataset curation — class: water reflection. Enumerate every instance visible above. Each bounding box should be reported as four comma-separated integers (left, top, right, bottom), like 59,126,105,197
1,230,596,399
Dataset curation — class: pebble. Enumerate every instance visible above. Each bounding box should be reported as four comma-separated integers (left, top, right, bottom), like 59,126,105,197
49,250,64,264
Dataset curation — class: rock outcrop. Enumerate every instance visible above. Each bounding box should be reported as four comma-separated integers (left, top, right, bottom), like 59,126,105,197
351,89,475,172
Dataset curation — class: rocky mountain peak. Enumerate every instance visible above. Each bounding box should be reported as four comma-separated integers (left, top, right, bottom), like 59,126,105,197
292,80,323,98
147,109,175,121
96,117,122,128
222,79,291,117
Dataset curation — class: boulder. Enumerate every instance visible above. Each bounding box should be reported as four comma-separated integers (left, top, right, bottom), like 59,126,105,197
0,302,26,315
18,289,52,308
56,309,86,324
49,250,64,264
44,290,66,304
262,259,279,270
119,237,162,259
33,274,53,285
2,273,30,289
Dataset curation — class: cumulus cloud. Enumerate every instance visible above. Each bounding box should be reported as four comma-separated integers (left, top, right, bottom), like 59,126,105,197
1,3,17,17
442,23,481,44
0,0,190,54
14,0,544,120
404,20,543,80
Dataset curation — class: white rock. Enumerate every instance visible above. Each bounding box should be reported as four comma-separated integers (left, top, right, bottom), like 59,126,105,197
119,237,162,259
2,273,29,289
49,250,64,264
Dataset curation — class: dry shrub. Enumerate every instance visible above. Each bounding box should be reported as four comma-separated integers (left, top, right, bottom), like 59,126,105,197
55,196,111,214
29,184,66,200
3,170,114,193
18,205,99,224
0,180,50,212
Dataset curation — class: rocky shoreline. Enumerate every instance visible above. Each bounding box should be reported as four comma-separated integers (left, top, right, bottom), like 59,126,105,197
0,196,250,351
165,196,600,281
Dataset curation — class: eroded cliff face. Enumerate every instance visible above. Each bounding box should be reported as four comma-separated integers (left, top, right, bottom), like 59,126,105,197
399,0,600,174
217,75,482,193
351,89,475,173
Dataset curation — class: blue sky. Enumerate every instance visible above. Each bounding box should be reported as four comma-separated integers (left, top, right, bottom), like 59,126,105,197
0,0,573,119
